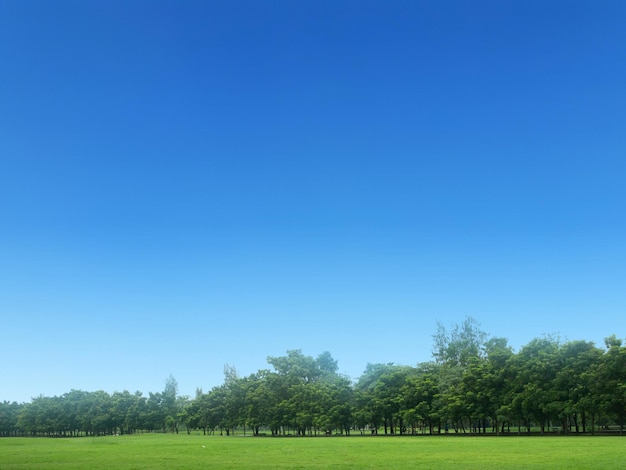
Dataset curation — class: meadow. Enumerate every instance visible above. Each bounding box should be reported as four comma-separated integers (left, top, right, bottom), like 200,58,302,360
1,434,624,469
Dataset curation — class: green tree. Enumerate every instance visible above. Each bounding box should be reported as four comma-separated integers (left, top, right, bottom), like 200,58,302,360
402,362,441,434
513,336,561,434
243,371,273,435
432,316,488,368
553,340,603,433
595,336,626,434
162,375,179,433
316,351,339,375
0,401,22,436
356,363,409,435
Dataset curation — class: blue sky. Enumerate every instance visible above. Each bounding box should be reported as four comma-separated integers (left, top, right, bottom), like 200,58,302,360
1,1,625,403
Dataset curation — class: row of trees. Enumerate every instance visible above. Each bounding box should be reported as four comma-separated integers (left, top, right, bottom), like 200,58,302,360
0,376,182,437
2,318,625,437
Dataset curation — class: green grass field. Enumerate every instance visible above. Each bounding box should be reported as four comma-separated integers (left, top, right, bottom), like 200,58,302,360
1,434,624,469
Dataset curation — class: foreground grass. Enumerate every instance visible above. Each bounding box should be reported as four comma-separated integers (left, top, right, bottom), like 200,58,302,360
1,434,625,469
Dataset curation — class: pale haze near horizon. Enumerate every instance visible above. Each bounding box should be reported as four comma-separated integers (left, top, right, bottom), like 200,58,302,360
1,1,625,403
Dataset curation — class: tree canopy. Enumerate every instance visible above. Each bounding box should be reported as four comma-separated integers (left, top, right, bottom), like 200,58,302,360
2,318,625,437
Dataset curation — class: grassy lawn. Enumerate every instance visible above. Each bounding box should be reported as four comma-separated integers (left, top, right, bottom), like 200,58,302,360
1,434,624,469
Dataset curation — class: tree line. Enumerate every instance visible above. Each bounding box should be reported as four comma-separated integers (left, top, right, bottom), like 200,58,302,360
1,318,625,437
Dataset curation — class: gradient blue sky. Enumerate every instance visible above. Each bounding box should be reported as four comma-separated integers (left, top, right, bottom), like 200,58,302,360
1,1,625,403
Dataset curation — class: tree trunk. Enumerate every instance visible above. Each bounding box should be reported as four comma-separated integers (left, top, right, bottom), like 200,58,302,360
581,411,586,434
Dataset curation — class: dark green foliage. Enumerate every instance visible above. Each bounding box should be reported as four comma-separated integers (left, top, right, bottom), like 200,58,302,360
4,322,626,437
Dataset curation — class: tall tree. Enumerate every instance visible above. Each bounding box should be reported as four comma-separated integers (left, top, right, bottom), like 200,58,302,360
432,316,488,368
512,336,561,434
316,351,339,375
595,336,626,434
402,363,441,434
162,375,179,433
0,401,21,436
554,340,603,433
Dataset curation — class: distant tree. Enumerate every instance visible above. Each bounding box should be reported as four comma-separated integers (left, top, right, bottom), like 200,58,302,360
401,363,441,434
553,340,603,433
243,371,273,435
162,375,180,433
595,337,626,434
316,351,339,375
145,392,165,432
7,330,626,439
356,363,405,434
484,337,514,434
510,336,561,434
267,349,322,383
432,316,488,368
0,401,22,436
430,317,491,434
372,366,414,434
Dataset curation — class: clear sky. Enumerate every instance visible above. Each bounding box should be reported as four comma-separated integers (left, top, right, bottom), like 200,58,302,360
1,1,625,403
